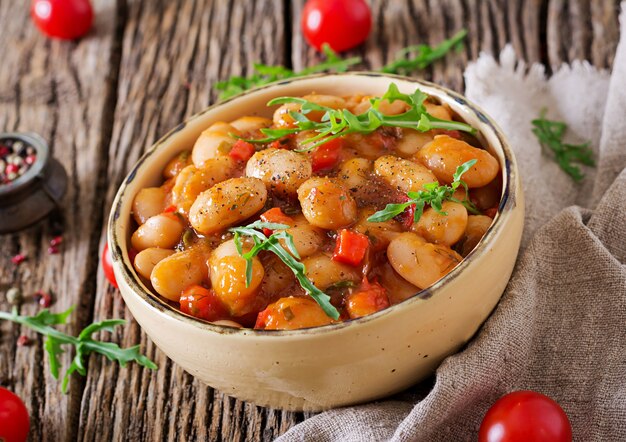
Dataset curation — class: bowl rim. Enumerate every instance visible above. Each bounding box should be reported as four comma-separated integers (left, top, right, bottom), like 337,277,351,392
108,72,519,337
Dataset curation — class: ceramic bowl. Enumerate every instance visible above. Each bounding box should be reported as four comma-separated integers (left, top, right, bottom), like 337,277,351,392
108,73,524,411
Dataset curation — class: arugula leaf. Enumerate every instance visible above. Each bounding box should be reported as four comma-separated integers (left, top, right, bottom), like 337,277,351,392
381,30,468,74
0,306,157,393
245,83,475,151
531,110,595,182
215,44,361,100
368,159,480,224
229,223,340,320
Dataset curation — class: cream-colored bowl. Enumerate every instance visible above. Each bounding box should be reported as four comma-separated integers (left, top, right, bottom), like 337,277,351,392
108,73,524,411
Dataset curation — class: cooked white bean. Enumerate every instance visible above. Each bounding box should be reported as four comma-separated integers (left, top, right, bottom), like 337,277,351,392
337,158,372,192
413,201,468,246
350,96,410,116
245,148,312,198
279,216,326,258
209,239,265,316
394,128,434,157
259,254,295,295
416,135,499,187
374,155,438,192
131,213,185,251
273,94,346,127
387,232,462,289
150,248,208,301
171,157,236,214
461,215,493,256
297,177,357,229
191,127,239,167
133,248,175,280
353,207,402,252
301,253,361,290
424,101,452,121
230,116,272,135
189,177,267,235
132,187,167,225
377,262,420,305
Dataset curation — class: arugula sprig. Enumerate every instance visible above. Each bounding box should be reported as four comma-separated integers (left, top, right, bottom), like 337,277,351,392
367,159,480,224
531,110,595,182
229,221,340,320
0,306,157,393
215,44,361,100
381,30,467,74
245,83,475,152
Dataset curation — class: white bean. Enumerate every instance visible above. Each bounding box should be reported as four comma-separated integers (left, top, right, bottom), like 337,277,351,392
297,177,358,229
413,201,468,246
374,155,438,192
150,248,208,301
189,177,267,235
191,127,239,167
132,187,167,225
301,253,361,290
246,148,312,198
131,213,185,251
387,232,462,289
133,248,175,280
230,116,272,135
171,157,236,214
209,239,265,316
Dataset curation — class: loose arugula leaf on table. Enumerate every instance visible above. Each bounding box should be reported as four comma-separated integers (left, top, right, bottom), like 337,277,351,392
244,83,476,151
531,110,595,182
229,221,340,320
214,44,361,100
0,306,157,393
367,159,481,224
381,29,468,74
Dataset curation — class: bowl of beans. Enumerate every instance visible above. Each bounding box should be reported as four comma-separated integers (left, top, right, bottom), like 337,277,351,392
108,73,524,411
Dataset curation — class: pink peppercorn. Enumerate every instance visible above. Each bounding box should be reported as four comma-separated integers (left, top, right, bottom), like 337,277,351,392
34,290,52,307
11,254,26,265
17,335,30,346
50,235,63,247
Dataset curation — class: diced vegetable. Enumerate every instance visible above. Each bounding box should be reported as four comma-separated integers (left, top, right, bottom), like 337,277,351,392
260,207,295,236
179,285,228,322
311,138,343,172
332,229,369,266
228,139,256,162
345,279,390,319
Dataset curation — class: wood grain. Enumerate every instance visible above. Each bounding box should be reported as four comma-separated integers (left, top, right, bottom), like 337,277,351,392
0,0,620,441
0,1,120,440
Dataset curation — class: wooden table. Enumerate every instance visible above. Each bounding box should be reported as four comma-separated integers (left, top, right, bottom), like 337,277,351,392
0,1,619,440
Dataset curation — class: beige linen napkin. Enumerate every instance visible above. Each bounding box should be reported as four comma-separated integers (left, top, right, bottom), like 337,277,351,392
277,5,626,442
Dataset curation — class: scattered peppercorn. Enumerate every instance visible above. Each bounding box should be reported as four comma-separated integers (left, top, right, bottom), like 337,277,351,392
17,335,31,346
11,254,26,265
6,287,23,306
33,290,52,308
0,139,37,185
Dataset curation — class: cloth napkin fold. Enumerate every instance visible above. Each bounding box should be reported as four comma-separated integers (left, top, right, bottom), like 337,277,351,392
277,5,626,441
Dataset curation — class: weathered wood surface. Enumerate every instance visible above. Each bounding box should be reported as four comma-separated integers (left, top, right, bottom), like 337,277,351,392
0,0,619,440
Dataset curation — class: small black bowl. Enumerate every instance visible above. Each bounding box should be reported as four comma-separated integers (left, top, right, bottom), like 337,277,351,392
0,133,67,234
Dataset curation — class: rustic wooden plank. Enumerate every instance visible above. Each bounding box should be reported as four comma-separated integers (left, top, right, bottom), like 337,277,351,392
75,1,301,441
548,0,620,70
0,1,121,441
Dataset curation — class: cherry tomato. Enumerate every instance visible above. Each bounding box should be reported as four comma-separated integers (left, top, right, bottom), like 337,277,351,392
479,390,572,442
179,285,228,322
102,242,118,288
31,0,94,40
301,0,371,52
0,387,30,442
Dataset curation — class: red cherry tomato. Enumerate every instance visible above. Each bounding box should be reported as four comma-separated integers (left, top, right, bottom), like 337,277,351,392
31,0,93,40
479,390,572,442
0,387,30,442
102,242,118,288
301,0,371,52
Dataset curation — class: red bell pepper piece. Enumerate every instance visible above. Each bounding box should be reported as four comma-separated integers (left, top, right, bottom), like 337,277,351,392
311,138,343,172
229,139,256,162
260,207,295,236
345,278,390,319
332,229,369,266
